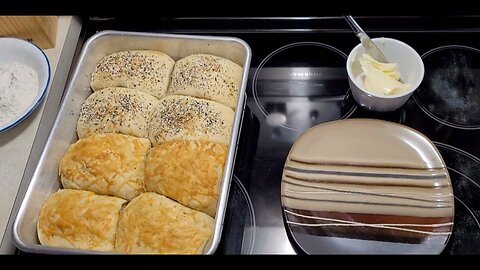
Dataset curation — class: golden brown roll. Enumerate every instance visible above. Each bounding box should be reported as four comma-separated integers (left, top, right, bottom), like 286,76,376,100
145,140,228,216
77,87,160,139
37,189,126,252
115,192,214,254
148,95,234,146
168,54,243,109
59,133,151,201
90,50,175,99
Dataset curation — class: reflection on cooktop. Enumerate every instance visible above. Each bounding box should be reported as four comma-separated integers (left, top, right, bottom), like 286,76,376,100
246,42,360,254
434,143,480,255
216,176,256,254
414,45,480,129
253,42,356,131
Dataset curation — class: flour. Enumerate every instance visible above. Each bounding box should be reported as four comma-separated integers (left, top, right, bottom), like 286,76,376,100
0,62,38,127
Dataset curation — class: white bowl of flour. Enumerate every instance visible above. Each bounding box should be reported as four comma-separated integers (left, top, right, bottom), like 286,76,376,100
0,37,50,132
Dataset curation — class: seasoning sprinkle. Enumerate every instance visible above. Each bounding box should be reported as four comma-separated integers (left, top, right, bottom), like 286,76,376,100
168,54,242,109
148,95,234,146
90,50,175,99
77,87,160,139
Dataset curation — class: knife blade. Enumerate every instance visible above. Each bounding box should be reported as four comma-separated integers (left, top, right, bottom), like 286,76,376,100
344,15,389,63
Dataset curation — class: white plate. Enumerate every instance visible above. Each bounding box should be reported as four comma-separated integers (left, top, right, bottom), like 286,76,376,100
0,37,50,132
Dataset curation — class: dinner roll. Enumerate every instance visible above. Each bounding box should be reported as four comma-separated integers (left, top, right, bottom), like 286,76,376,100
77,87,160,139
115,192,214,254
148,95,234,146
168,54,243,109
145,140,228,216
90,50,175,99
59,133,151,201
37,189,126,252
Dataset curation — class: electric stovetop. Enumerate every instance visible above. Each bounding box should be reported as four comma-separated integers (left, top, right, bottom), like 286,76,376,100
83,16,480,254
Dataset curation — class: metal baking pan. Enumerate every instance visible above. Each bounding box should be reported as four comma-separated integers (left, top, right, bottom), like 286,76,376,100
12,30,252,254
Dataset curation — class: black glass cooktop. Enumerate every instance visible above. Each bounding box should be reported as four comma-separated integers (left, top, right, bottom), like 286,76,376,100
83,16,480,254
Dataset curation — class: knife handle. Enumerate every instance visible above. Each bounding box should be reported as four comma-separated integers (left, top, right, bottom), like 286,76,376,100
344,15,365,38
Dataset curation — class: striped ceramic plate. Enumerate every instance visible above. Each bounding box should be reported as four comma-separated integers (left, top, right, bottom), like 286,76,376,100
281,118,454,254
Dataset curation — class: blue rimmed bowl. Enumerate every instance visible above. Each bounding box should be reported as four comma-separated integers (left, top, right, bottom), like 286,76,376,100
0,37,50,133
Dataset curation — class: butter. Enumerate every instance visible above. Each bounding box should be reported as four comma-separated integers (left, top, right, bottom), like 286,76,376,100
357,53,410,95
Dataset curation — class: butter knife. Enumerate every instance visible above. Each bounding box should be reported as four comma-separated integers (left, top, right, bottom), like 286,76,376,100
344,15,389,63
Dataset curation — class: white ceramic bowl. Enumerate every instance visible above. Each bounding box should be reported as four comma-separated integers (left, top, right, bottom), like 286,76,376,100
346,37,424,112
0,37,50,132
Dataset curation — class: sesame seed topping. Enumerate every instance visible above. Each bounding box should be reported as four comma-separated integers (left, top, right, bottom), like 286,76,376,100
169,54,242,108
149,95,232,145
91,50,174,99
78,87,159,138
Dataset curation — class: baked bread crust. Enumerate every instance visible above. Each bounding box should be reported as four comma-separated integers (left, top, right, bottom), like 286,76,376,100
168,54,242,109
148,95,234,146
145,140,228,216
37,189,126,252
77,87,160,139
90,50,175,99
59,133,151,201
115,192,214,254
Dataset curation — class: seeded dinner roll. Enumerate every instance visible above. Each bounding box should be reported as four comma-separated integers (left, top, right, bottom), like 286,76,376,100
115,192,214,254
77,87,160,139
37,189,126,252
90,50,175,99
148,95,234,146
145,140,228,216
59,133,151,201
168,54,243,109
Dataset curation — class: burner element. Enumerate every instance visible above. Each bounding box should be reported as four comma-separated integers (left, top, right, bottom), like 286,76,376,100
252,42,356,131
414,45,480,129
218,176,256,254
434,143,480,254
